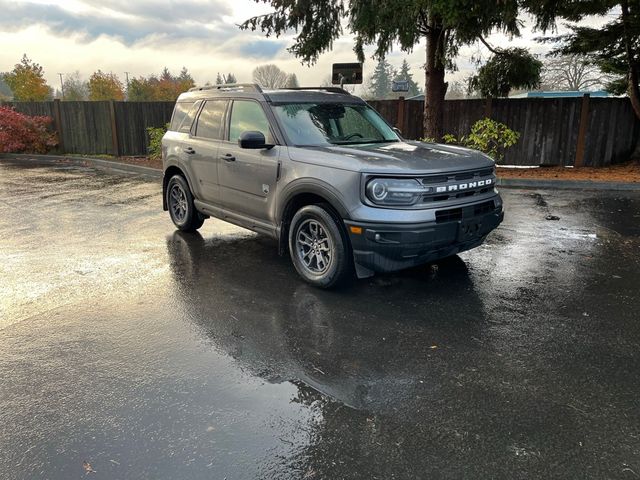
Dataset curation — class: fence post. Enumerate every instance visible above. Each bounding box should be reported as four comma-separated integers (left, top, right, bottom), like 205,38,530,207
574,94,591,167
397,96,406,134
108,100,120,157
52,99,65,153
484,97,493,119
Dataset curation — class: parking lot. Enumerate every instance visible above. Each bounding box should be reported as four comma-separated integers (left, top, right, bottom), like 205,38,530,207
1,157,639,479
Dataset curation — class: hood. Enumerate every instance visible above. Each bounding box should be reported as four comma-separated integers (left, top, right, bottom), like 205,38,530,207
287,140,495,174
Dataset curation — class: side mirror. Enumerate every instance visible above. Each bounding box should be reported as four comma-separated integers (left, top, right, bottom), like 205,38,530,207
238,131,273,149
393,126,402,136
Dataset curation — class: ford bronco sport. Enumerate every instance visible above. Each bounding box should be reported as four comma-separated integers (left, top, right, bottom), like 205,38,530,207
162,84,503,288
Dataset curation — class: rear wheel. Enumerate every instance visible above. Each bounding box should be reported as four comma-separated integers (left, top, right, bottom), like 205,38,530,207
167,175,204,232
288,204,352,288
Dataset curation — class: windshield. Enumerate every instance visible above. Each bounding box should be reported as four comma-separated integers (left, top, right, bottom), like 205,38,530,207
272,103,399,146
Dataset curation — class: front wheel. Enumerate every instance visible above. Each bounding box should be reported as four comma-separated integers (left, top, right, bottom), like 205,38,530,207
288,204,352,288
166,175,204,232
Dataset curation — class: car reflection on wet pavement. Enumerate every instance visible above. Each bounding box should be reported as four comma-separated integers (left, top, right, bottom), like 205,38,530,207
1,157,639,479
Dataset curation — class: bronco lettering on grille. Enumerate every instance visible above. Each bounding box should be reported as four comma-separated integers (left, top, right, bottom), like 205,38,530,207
435,178,492,193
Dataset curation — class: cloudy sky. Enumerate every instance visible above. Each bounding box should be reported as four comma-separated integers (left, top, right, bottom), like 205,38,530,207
0,0,610,93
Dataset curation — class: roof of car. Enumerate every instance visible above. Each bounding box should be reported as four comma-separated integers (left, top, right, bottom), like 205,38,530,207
264,88,365,104
176,84,366,105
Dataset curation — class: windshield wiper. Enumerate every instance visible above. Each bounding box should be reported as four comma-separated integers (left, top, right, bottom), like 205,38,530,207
331,139,399,145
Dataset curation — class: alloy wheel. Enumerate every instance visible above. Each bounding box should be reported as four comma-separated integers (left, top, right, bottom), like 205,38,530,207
169,183,188,223
295,219,333,274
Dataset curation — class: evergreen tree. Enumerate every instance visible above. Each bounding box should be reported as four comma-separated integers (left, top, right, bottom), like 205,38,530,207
215,73,223,85
176,67,196,92
394,59,421,97
178,67,194,84
469,48,543,97
367,58,394,99
160,67,173,82
240,0,550,139
224,73,237,84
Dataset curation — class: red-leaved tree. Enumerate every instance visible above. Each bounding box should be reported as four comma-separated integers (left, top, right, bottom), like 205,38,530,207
0,106,58,153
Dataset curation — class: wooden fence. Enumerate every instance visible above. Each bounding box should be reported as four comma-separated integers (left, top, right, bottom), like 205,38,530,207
368,96,640,166
2,100,174,156
3,97,639,166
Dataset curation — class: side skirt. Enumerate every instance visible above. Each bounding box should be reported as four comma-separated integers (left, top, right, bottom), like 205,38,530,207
193,199,278,239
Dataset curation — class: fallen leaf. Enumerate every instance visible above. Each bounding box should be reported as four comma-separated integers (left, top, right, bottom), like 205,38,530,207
83,461,96,474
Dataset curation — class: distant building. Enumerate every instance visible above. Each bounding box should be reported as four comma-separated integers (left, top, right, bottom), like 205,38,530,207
509,90,609,98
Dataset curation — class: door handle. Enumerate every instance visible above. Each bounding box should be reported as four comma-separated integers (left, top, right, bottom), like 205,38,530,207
184,147,195,154
220,153,236,162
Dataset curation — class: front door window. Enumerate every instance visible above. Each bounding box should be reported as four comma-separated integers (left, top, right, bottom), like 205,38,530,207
229,100,273,143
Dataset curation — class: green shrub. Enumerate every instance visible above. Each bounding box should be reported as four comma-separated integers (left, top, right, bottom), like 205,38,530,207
439,118,520,162
147,124,168,160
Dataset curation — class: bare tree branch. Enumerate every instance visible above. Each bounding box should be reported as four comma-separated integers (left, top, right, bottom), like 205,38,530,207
252,64,289,89
541,55,612,91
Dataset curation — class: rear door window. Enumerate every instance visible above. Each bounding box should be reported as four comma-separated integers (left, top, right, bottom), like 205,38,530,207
195,100,227,140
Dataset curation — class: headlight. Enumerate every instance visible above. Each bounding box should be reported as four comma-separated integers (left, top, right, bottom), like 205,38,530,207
365,178,424,206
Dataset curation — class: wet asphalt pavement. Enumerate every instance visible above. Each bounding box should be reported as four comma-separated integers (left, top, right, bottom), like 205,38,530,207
1,158,639,480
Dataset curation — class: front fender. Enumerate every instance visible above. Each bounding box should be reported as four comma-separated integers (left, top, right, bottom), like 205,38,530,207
277,178,352,223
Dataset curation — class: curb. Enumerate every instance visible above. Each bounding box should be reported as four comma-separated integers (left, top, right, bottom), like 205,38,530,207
0,154,162,179
2,154,639,191
496,177,640,191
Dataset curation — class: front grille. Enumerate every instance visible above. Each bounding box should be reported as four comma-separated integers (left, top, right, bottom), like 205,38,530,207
420,167,496,203
421,176,448,184
436,200,496,224
454,172,475,181
436,207,463,223
474,200,495,216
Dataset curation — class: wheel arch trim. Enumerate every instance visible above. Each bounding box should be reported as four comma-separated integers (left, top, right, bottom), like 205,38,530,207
276,179,352,256
277,179,351,223
162,161,196,211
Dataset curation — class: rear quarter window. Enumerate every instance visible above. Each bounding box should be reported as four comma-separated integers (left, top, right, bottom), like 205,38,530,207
169,101,199,133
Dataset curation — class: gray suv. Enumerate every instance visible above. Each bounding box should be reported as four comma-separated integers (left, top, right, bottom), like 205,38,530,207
162,84,503,288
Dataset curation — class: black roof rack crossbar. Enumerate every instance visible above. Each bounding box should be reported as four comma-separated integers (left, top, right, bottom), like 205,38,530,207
280,87,350,95
188,83,263,93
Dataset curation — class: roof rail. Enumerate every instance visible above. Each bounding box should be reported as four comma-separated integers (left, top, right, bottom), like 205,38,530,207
280,87,350,95
188,83,263,93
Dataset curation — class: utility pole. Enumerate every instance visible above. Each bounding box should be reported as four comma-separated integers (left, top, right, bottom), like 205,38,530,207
124,71,130,101
58,73,64,100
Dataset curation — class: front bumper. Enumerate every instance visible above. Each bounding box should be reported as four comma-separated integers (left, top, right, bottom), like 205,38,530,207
345,200,504,275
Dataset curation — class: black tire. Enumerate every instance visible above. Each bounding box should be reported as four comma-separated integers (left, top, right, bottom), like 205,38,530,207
166,175,204,232
288,204,352,288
